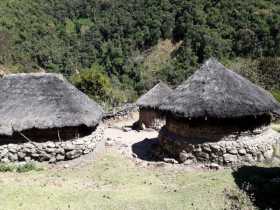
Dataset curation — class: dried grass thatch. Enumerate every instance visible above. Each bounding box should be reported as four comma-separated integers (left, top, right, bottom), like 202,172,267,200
0,73,104,136
136,82,172,109
159,58,280,119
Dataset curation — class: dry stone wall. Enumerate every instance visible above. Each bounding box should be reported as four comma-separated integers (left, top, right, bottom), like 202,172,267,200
159,126,280,166
0,126,104,163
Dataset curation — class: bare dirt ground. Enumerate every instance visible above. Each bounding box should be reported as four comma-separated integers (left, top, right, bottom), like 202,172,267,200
103,112,204,171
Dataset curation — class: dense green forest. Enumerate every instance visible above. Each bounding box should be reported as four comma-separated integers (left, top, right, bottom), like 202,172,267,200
0,0,279,106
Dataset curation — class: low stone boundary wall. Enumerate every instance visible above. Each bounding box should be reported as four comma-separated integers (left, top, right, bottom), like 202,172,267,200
0,126,104,163
103,103,138,121
159,126,280,166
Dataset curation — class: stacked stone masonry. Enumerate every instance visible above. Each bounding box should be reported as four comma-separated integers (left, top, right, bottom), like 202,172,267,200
0,126,104,163
159,126,280,166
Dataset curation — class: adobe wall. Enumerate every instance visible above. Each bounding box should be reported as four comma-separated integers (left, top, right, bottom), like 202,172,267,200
0,125,104,163
139,108,166,130
159,117,280,166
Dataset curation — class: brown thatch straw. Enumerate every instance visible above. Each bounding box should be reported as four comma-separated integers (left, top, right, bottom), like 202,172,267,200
136,82,173,109
0,73,104,136
159,58,280,119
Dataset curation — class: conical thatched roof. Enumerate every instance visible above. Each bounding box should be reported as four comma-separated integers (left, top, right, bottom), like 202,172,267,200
0,73,104,136
137,82,173,109
159,58,280,119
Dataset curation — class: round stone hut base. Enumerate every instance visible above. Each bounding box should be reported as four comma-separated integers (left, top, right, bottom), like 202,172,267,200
0,126,104,163
159,127,280,166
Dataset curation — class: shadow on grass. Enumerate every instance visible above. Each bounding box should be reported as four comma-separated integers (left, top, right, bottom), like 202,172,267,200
132,138,162,161
232,166,280,210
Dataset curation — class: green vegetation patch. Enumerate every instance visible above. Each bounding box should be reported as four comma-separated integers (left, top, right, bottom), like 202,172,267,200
0,152,254,210
0,162,43,173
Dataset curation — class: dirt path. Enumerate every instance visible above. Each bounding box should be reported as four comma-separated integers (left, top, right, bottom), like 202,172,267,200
103,114,204,171
104,116,158,160
52,113,204,171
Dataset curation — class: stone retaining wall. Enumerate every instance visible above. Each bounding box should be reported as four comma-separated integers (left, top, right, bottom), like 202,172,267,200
159,126,280,166
0,126,104,163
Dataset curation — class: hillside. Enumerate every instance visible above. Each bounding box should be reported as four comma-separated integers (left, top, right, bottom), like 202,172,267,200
0,0,280,104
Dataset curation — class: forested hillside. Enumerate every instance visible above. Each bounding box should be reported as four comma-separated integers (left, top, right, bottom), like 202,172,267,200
0,0,279,105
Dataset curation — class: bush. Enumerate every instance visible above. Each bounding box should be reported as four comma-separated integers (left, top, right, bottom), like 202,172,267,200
70,64,113,103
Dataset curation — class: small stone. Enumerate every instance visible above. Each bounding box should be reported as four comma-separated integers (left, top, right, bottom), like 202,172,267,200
0,148,9,157
31,153,40,158
132,153,137,158
56,154,65,161
24,143,35,149
8,153,18,161
24,156,31,162
46,148,55,153
18,152,26,160
223,154,237,164
38,152,51,161
49,157,57,163
202,145,212,153
46,142,56,148
65,150,82,160
179,151,193,163
64,164,69,169
210,144,220,152
209,163,220,170
196,152,209,160
163,158,178,164
227,148,238,155
64,143,75,151
1,157,10,163
238,149,247,155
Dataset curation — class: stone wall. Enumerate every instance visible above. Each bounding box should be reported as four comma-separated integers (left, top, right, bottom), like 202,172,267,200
103,103,138,121
166,116,269,143
159,126,280,166
139,108,166,130
0,125,104,163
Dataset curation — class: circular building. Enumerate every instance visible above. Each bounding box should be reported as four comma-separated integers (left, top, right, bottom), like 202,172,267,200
158,59,280,166
136,82,172,130
0,73,104,163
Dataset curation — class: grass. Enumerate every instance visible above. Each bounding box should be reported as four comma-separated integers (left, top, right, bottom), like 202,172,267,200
272,123,280,132
0,162,42,173
0,152,253,210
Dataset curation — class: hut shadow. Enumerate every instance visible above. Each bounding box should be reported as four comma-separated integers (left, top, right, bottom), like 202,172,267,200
132,138,162,161
232,166,280,210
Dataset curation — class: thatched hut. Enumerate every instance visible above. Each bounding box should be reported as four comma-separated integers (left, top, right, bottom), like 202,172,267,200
0,73,103,142
0,73,104,162
159,59,280,166
136,82,172,130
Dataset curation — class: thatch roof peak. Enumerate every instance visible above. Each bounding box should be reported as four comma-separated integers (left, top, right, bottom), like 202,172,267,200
0,73,104,136
137,82,173,109
159,59,280,119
